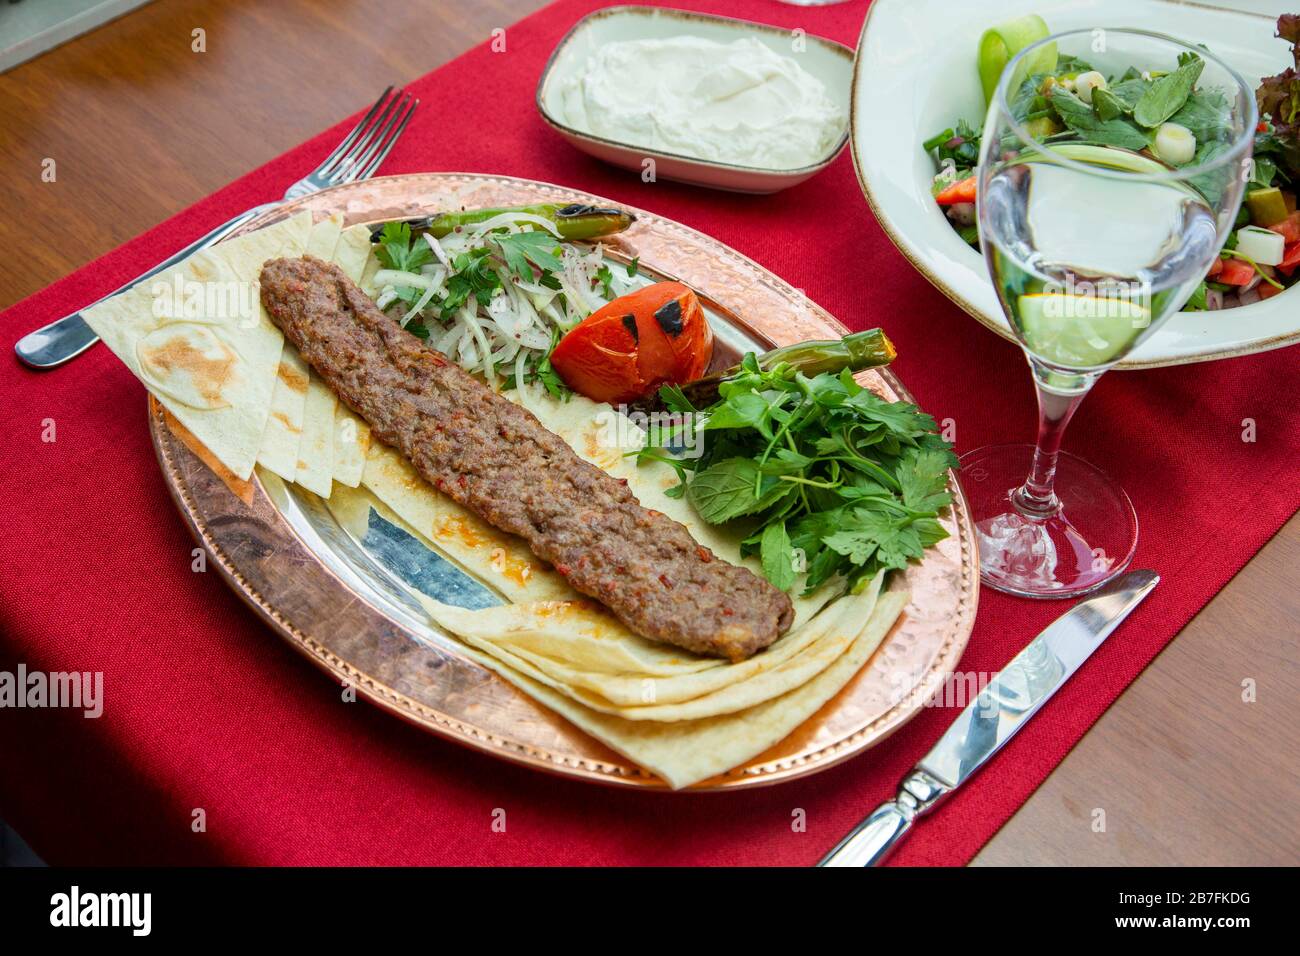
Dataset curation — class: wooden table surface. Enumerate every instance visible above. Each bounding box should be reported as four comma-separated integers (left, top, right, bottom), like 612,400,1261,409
1,0,1295,866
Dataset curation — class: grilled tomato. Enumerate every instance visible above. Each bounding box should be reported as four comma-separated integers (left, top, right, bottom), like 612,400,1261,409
550,281,712,404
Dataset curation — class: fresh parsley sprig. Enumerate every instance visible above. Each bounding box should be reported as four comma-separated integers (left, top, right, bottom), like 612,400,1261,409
375,221,433,273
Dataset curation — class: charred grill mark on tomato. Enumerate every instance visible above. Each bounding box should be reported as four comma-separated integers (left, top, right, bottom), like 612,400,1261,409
259,256,793,661
653,298,683,336
621,314,639,342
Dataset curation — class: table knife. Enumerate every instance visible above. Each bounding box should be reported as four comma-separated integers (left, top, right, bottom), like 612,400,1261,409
819,568,1159,867
13,206,275,368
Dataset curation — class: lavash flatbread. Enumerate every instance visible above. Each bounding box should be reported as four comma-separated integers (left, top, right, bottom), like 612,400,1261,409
336,460,901,787
445,590,908,789
327,224,375,487
255,346,311,482
255,214,343,481
420,572,882,717
304,213,344,262
295,374,336,497
83,210,312,479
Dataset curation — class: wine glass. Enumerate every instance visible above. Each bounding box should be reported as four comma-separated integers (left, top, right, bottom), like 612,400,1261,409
960,28,1257,598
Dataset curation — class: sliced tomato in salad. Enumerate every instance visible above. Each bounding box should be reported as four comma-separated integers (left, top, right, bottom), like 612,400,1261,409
1217,258,1257,286
1268,212,1300,245
550,281,713,405
934,176,977,205
1278,241,1300,277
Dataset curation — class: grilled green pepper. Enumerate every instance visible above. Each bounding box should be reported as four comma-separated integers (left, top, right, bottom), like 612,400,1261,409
370,203,636,244
636,328,897,412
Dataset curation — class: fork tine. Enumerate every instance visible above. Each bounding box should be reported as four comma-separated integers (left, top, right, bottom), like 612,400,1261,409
314,86,394,178
321,91,403,180
338,92,414,184
353,97,418,182
341,91,410,177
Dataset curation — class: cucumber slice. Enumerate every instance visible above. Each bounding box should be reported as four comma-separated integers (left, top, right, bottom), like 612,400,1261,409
1016,293,1151,367
979,14,1056,104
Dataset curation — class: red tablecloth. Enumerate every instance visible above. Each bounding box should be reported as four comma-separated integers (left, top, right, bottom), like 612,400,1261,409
1,0,1296,866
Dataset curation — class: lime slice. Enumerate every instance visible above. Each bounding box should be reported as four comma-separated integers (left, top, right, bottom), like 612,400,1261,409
1019,143,1204,201
1016,293,1151,367
979,14,1056,104
1030,143,1170,175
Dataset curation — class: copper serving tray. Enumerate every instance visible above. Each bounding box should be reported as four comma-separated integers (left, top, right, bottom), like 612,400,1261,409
148,172,979,790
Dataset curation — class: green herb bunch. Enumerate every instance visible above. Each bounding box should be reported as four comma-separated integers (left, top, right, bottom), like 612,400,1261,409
640,355,957,595
922,118,983,178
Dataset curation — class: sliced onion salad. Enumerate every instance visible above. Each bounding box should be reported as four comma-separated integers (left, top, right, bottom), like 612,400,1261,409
370,221,636,399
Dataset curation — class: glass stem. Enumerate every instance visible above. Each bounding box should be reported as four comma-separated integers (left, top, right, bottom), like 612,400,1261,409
1014,358,1100,517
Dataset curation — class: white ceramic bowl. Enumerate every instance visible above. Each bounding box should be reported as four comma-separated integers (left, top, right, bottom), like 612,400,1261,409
852,0,1298,368
536,5,853,194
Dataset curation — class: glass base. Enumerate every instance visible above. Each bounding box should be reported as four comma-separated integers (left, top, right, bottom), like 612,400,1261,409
959,444,1137,599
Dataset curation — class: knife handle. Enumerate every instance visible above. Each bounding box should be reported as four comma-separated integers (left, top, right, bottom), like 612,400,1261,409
818,770,950,867
14,202,278,369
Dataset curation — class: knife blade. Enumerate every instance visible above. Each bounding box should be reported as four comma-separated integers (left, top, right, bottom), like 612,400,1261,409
819,569,1159,867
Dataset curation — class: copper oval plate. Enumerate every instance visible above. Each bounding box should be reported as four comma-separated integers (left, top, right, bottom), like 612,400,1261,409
149,172,978,790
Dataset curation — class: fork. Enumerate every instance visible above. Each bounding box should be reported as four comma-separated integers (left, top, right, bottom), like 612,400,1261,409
14,86,418,369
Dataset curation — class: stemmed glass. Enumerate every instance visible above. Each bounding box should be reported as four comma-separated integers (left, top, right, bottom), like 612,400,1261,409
960,29,1257,598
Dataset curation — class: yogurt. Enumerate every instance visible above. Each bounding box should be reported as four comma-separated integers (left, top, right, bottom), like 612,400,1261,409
556,36,846,171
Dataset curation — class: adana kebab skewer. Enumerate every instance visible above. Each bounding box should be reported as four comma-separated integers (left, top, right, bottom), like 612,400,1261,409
259,256,794,662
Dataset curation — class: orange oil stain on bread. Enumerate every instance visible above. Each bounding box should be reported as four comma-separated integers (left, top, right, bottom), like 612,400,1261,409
583,428,621,470
140,334,236,407
277,362,309,394
436,515,540,588
435,514,488,549
162,409,254,505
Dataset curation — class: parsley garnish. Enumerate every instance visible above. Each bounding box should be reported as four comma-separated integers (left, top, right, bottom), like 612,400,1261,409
596,263,614,299
491,230,566,277
375,221,433,273
641,359,956,594
440,248,500,318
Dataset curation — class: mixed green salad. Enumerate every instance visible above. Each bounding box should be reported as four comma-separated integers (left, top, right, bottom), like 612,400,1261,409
926,13,1300,311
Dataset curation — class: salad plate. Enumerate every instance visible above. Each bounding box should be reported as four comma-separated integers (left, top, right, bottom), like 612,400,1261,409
851,0,1298,368
142,172,978,791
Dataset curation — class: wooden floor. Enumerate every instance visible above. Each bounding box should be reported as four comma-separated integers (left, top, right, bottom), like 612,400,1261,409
1,0,1296,866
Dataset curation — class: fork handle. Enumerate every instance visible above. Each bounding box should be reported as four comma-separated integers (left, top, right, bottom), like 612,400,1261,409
14,202,279,369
